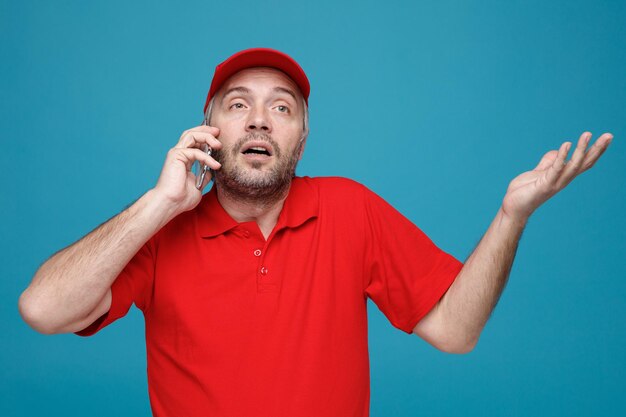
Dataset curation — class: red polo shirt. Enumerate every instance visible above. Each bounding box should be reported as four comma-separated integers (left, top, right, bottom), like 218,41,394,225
76,176,463,417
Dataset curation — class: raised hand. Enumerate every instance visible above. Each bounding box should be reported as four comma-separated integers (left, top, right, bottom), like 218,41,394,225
501,131,613,223
153,125,223,216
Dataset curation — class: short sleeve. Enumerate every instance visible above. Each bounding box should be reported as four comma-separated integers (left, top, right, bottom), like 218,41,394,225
74,236,156,337
363,188,463,334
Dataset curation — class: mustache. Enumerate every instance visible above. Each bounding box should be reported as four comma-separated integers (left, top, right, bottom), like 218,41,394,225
211,132,282,164
232,132,281,158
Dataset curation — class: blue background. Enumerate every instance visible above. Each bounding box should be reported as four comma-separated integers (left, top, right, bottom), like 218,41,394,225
2,0,624,415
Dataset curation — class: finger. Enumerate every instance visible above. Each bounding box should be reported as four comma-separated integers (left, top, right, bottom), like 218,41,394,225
192,125,220,136
545,141,571,185
178,125,220,140
171,147,222,171
581,132,613,172
175,126,221,149
559,132,592,182
534,150,559,171
176,132,222,151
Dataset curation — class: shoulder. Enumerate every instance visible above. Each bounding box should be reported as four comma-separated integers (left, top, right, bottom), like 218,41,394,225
295,176,371,198
292,176,387,221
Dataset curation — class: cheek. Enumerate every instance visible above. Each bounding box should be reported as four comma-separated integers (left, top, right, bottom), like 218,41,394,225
211,121,239,146
279,116,303,134
211,111,244,132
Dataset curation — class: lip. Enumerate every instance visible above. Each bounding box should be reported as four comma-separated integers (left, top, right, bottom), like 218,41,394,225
241,153,272,163
240,140,274,157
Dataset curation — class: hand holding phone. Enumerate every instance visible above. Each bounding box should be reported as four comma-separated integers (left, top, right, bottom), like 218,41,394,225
194,118,213,190
195,143,212,190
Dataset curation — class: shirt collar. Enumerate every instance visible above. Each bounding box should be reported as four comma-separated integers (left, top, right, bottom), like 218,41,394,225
197,177,319,238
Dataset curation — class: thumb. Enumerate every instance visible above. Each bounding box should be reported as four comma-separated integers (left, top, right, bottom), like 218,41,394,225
534,150,558,171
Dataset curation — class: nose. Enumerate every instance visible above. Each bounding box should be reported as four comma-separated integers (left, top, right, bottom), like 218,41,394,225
245,105,272,134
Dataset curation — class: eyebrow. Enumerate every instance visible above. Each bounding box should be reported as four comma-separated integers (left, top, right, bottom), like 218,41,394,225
221,86,250,102
272,87,297,101
220,86,298,102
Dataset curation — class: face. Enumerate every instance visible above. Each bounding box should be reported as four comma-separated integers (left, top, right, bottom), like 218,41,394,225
209,67,306,201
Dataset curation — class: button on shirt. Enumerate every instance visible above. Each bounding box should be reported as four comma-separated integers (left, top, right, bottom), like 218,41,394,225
76,177,463,417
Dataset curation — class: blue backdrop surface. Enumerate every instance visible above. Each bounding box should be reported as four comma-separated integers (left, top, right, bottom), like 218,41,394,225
1,1,625,416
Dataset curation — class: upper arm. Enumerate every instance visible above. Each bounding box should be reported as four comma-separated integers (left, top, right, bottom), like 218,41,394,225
412,299,446,348
58,289,112,334
412,294,476,354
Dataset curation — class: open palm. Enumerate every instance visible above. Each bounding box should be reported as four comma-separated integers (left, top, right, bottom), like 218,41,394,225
502,131,613,222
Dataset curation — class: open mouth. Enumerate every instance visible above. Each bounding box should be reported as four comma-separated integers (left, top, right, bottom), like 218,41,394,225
240,142,273,157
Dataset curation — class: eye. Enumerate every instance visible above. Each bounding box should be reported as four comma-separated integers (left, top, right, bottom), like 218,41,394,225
230,102,246,110
275,105,290,113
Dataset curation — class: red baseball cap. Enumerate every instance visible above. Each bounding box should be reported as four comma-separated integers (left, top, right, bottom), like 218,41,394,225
203,48,310,114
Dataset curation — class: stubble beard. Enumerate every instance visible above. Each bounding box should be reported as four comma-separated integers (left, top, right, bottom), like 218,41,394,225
212,132,302,206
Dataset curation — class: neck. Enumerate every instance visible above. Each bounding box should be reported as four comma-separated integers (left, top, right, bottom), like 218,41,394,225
215,181,292,240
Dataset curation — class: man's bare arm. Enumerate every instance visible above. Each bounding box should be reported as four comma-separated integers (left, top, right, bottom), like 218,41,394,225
19,191,180,334
414,207,524,353
18,126,223,334
413,131,613,353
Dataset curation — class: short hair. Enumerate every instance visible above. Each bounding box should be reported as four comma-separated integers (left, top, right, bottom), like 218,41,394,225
203,95,309,143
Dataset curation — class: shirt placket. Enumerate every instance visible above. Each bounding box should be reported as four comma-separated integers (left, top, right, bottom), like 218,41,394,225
239,224,280,294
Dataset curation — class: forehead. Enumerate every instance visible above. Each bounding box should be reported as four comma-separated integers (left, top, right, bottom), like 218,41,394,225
217,67,302,100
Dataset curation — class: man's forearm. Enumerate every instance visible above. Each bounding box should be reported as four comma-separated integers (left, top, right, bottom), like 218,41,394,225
427,132,613,352
436,206,527,349
19,189,177,334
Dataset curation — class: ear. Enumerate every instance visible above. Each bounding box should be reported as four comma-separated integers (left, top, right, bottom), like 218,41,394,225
297,136,307,160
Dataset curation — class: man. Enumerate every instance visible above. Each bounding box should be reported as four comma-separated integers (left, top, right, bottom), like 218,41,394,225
18,48,613,416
